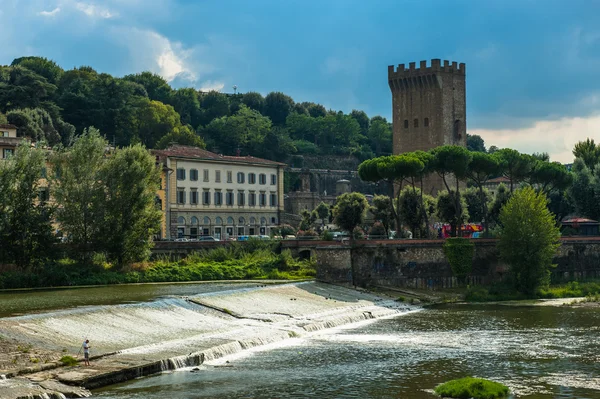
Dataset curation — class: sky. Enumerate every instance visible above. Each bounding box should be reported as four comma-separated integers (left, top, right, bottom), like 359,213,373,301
1,0,600,163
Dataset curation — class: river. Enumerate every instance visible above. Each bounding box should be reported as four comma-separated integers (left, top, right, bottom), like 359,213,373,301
93,303,600,399
1,283,599,398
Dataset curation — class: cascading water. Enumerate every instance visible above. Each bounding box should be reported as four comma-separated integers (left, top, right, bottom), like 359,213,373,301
0,282,417,398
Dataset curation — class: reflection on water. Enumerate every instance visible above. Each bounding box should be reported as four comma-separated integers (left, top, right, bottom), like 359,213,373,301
95,304,600,399
0,282,264,318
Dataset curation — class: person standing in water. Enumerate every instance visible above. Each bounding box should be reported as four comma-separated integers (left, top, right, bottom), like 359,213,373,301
82,339,91,366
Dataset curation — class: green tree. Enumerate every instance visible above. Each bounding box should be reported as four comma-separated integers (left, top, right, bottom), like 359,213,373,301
498,187,560,296
488,183,511,228
170,88,202,127
350,109,369,135
333,192,368,235
463,186,491,223
398,187,429,238
368,118,392,156
155,125,205,149
370,195,394,234
569,159,600,220
123,71,173,104
11,56,64,85
431,145,472,236
467,151,500,233
242,92,265,114
198,91,230,126
98,145,162,266
466,134,486,152
6,107,62,145
315,202,330,229
133,99,182,148
436,190,469,236
530,161,572,195
303,102,327,118
496,148,532,192
0,143,57,269
51,128,107,260
264,91,294,125
572,138,600,173
358,154,424,230
443,238,475,283
0,65,57,112
202,105,271,155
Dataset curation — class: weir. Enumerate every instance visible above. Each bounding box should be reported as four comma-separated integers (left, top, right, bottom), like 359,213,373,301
0,282,414,398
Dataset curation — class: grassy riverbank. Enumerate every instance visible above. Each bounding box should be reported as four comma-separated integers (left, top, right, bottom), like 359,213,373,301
0,241,316,290
465,280,600,302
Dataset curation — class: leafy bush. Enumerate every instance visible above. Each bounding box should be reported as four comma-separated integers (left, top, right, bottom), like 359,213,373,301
321,230,334,241
368,222,387,238
0,243,316,289
443,238,475,282
434,377,509,399
60,356,78,366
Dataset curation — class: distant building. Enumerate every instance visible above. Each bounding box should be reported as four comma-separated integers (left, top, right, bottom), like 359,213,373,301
0,124,20,159
561,218,600,236
482,176,511,197
153,145,286,240
389,59,466,195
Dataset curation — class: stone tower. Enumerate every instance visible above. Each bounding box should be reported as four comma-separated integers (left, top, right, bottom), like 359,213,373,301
388,59,466,195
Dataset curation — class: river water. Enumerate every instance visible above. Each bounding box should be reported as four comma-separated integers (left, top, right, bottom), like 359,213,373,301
93,303,600,399
2,283,599,398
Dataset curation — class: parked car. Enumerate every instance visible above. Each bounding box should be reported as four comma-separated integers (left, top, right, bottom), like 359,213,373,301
174,237,189,242
198,236,220,241
237,235,249,241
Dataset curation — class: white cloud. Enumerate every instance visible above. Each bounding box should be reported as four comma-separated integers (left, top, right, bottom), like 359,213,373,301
39,7,61,17
75,2,117,19
198,81,225,92
112,27,204,83
471,113,600,164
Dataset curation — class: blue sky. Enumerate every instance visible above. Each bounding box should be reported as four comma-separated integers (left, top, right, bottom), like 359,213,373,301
2,0,600,162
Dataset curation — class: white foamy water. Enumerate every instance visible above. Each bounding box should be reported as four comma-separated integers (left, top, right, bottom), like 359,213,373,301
0,282,414,369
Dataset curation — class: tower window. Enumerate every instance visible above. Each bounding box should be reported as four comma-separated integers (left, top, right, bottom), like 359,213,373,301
454,120,462,140
414,119,419,128
404,120,409,128
424,118,429,127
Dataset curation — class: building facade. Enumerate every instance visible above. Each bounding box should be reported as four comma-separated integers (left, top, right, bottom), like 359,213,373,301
388,59,466,195
153,145,286,240
0,124,20,159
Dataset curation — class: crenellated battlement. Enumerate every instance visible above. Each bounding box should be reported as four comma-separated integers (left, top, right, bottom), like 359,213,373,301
388,59,466,79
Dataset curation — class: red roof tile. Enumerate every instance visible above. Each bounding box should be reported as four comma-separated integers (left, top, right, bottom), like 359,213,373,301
562,218,599,224
152,145,286,166
485,176,510,184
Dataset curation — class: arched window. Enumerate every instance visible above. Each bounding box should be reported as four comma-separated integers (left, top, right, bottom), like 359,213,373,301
404,119,409,128
250,217,256,225
227,217,234,225
177,216,186,225
453,119,462,140
215,217,223,225
414,118,419,128
239,217,245,225
424,117,429,127
261,217,267,226
203,216,211,225
191,216,199,225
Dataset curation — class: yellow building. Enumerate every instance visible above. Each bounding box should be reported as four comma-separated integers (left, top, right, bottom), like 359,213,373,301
153,145,286,240
0,124,20,159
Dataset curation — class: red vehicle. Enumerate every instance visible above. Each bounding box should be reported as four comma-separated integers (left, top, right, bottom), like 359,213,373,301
440,223,483,238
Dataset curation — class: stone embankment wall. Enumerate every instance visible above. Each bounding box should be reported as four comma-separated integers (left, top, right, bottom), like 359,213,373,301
315,238,600,290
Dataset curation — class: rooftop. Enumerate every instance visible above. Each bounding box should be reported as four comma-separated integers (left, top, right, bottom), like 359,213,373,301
485,176,511,184
562,218,599,224
152,145,286,167
0,124,18,129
